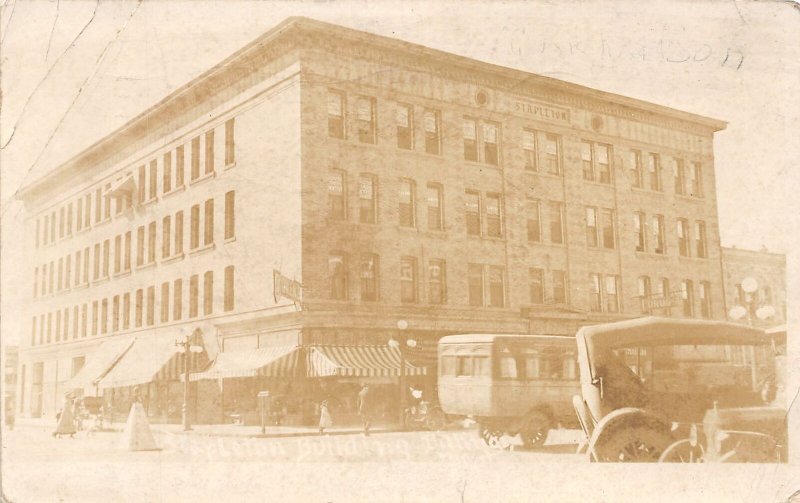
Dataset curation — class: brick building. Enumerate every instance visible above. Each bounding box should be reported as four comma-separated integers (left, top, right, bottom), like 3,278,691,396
16,17,729,423
721,246,786,327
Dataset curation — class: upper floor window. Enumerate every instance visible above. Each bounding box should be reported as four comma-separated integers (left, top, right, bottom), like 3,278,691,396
328,171,346,220
543,133,562,175
681,279,694,317
203,271,214,315
549,201,565,244
530,268,544,304
647,153,662,191
423,109,441,155
652,215,666,254
359,253,379,302
329,253,348,300
358,174,377,224
428,259,446,304
225,118,236,166
596,144,612,184
463,118,500,165
522,129,538,171
601,209,615,249
327,90,345,139
638,276,652,314
205,130,215,175
400,257,418,303
191,136,201,181
396,104,413,150
357,96,376,144
699,281,711,319
224,266,235,312
225,191,235,240
634,212,646,252
149,161,158,200
689,162,703,197
163,152,173,193
677,218,690,257
552,270,567,304
605,275,620,313
527,200,541,242
465,190,481,236
674,158,686,195
589,274,602,312
147,222,157,264
204,198,214,246
485,193,502,237
463,118,478,162
190,204,200,249
426,184,443,231
399,179,416,228
586,207,599,247
695,221,707,258
176,145,185,187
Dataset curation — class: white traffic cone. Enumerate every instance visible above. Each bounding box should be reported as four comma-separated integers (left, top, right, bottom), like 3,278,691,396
120,402,159,451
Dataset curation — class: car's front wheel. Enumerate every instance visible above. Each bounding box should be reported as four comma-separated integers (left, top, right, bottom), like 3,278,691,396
591,424,673,462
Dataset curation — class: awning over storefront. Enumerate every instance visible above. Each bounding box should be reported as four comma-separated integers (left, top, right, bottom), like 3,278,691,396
189,345,299,381
97,335,183,389
65,337,135,393
307,345,427,377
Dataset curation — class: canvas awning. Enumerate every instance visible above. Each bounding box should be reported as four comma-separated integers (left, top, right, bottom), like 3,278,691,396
97,335,183,389
307,345,427,377
189,345,299,381
65,337,135,393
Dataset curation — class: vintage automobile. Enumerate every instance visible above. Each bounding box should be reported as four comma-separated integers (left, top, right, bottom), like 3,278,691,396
438,333,580,448
572,317,787,462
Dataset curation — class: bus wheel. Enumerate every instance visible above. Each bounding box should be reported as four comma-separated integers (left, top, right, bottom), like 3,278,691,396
479,424,503,447
520,411,551,449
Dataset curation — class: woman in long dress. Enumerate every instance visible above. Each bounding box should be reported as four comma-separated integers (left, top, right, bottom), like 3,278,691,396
53,393,77,438
319,400,332,435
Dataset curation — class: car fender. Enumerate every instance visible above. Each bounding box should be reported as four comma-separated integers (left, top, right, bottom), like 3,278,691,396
587,407,672,459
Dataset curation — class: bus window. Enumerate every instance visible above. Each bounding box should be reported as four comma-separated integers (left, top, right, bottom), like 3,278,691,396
562,358,577,380
498,351,518,379
457,356,474,377
473,355,490,376
524,355,540,379
441,355,456,376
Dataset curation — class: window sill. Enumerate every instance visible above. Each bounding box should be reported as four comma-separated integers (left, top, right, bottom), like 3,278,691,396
463,160,502,170
163,185,186,199
92,277,110,286
224,162,237,171
139,197,158,208
162,253,185,264
189,243,215,256
582,179,615,188
635,251,670,259
190,171,216,186
523,169,562,179
224,237,236,244
631,187,664,195
114,270,132,279
136,262,156,272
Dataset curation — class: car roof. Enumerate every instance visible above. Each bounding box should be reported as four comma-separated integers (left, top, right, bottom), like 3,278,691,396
576,316,768,349
439,333,574,344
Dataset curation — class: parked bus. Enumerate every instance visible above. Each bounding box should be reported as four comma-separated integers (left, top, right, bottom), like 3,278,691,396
438,334,579,448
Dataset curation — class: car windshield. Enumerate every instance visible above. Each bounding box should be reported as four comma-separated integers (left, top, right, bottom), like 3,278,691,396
595,341,776,421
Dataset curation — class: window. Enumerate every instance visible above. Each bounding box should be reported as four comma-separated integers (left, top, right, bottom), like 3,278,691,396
65,257,71,288
581,141,594,181
203,271,213,315
146,286,155,326
605,275,620,313
527,200,541,242
530,268,544,304
163,152,172,193
94,189,102,223
544,133,561,174
468,264,484,307
31,317,37,346
400,257,418,303
104,184,112,219
76,200,83,232
57,258,63,291
149,160,157,200
103,239,110,277
73,253,80,287
84,194,91,228
112,295,120,332
674,158,686,195
681,279,694,317
136,226,145,266
423,109,440,155
601,209,615,249
161,282,170,323
589,274,602,312
358,175,377,224
396,103,413,150
176,145,185,187
56,310,62,341
329,254,348,300
190,204,200,249
162,216,171,258
695,221,707,258
328,90,345,139
49,260,54,293
552,270,567,304
652,215,666,254
124,231,131,271
634,212,646,252
224,266,235,311
43,215,49,246
175,211,184,255
225,191,235,239
33,267,38,298
72,306,79,338
81,305,87,337
205,130,215,174
225,118,235,165
91,301,98,336
488,266,505,307
191,136,201,180
66,203,73,235
549,201,564,244
82,248,89,283
465,190,481,236
699,281,711,319
498,349,518,379
173,279,183,321
689,162,703,197
122,293,130,329
357,96,376,144
585,207,598,247
114,235,121,274
659,278,672,316
597,144,612,184
485,194,502,237
93,244,100,280
399,179,416,227
148,221,156,263
677,218,690,257
204,198,214,246
463,118,478,161
41,263,46,294
359,254,379,301
328,171,346,220
523,129,538,171
483,122,499,165
426,184,443,231
135,289,143,327
638,276,652,313
428,260,446,304
647,153,661,191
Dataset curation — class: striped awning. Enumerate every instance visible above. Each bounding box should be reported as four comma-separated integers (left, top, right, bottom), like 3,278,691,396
97,335,184,389
307,345,427,377
65,337,135,393
189,346,299,381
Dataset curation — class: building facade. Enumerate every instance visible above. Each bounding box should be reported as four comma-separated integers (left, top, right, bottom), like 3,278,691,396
17,17,729,423
721,246,786,327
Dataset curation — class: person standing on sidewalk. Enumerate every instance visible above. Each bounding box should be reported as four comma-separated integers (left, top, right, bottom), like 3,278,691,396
53,392,77,438
318,400,332,435
357,384,372,436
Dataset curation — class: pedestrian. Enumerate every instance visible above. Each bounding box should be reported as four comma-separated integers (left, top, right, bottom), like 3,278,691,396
357,384,372,436
318,400,332,435
53,392,77,438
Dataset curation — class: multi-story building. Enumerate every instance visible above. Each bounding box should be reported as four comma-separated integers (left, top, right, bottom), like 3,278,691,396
721,246,786,327
16,17,728,423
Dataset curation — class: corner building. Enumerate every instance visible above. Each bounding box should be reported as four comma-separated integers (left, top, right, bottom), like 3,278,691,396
16,17,728,424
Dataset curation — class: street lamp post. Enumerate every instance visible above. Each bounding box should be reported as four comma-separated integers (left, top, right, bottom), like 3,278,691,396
728,277,775,390
175,328,204,431
389,320,415,430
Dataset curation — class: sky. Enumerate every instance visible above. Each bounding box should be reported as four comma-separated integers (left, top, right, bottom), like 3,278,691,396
1,0,798,346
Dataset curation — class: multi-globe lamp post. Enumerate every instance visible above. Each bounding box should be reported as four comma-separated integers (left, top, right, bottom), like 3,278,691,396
175,328,204,431
388,319,416,430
